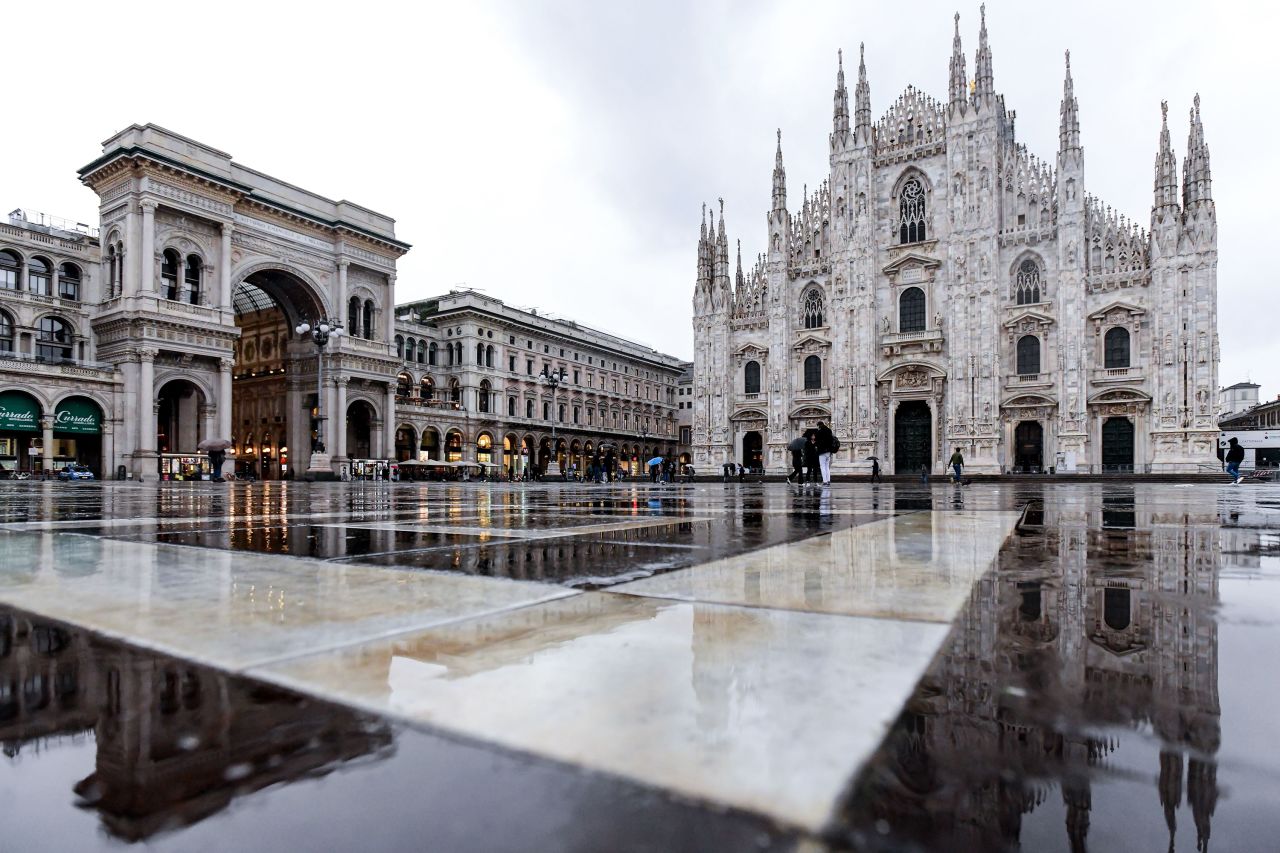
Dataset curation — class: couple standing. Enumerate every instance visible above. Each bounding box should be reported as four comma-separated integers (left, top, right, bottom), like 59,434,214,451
791,421,837,486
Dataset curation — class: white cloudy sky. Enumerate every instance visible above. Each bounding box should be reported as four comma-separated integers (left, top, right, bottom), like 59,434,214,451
3,0,1275,398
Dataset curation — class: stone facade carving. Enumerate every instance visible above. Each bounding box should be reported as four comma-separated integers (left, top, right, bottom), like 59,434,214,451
691,15,1218,474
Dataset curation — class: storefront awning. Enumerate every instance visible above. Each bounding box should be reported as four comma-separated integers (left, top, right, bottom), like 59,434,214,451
54,397,102,434
0,391,41,432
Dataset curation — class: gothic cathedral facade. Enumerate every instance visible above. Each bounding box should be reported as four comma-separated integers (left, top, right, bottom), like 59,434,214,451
692,8,1218,476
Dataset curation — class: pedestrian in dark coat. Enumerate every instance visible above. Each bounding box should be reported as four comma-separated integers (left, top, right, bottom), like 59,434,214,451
790,446,804,483
870,458,881,483
804,434,820,484
1225,437,1245,485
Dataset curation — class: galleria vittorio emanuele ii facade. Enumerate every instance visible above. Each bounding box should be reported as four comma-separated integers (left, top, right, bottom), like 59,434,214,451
692,7,1219,475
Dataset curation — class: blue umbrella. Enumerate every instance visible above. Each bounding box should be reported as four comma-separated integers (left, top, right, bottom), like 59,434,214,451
647,456,664,467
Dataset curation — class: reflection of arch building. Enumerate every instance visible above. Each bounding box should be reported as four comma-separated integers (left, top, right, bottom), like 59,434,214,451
692,11,1218,475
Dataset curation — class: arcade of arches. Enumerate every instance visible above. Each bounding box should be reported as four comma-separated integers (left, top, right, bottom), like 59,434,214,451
388,422,677,478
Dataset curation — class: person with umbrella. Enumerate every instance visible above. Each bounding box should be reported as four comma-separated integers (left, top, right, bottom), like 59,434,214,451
868,455,881,483
197,438,233,482
647,455,663,483
787,436,806,483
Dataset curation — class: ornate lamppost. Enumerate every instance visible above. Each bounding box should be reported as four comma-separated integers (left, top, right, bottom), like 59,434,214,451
296,317,343,479
540,365,567,477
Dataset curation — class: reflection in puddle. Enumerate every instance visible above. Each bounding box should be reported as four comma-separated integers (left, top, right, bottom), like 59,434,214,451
0,608,395,842
835,502,1247,852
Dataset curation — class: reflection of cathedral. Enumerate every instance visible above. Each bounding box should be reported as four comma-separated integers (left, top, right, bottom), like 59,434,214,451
838,489,1221,850
0,609,393,841
692,7,1218,476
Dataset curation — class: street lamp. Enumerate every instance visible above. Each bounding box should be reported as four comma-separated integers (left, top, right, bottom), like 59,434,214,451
539,365,567,477
295,317,343,479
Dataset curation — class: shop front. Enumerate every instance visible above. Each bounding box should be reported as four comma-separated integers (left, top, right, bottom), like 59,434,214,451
161,455,211,481
52,396,104,476
0,390,41,477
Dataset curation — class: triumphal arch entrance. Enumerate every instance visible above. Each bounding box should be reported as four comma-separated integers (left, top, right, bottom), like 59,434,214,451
79,124,409,479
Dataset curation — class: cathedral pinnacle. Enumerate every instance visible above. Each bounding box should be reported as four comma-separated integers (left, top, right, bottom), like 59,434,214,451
833,49,850,137
1153,99,1180,217
1182,93,1213,208
854,42,872,144
949,11,968,112
1059,49,1080,153
973,3,995,106
772,129,787,211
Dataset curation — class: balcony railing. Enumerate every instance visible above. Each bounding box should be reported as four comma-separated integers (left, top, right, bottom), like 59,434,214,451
1008,372,1050,385
881,328,943,346
0,351,116,373
1091,366,1143,383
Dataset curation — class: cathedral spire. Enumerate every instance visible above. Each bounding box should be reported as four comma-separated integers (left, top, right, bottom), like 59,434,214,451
1153,100,1180,215
948,12,968,113
833,49,849,138
973,3,995,106
734,238,745,296
713,197,731,306
854,43,872,145
772,129,787,211
1059,50,1080,153
1182,93,1213,208
697,202,711,288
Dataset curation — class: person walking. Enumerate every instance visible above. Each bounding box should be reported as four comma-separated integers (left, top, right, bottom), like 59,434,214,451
920,463,929,484
605,450,616,483
803,434,820,484
815,421,835,486
870,457,881,483
1225,437,1245,485
789,441,805,483
949,448,965,483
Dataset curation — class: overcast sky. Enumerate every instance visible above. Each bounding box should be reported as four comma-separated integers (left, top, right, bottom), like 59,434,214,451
3,0,1274,398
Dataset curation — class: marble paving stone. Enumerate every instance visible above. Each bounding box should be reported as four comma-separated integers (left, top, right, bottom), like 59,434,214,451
331,516,719,541
611,511,1021,623
254,592,950,831
0,531,575,670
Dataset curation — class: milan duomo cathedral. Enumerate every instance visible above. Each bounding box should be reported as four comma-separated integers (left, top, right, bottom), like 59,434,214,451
691,7,1219,475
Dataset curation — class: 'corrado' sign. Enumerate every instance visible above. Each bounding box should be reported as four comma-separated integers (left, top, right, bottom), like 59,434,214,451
0,391,40,433
54,398,102,434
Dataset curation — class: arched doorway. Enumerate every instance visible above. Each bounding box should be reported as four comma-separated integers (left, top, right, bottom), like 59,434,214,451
395,425,416,462
157,379,207,479
420,427,439,461
742,431,763,471
476,433,493,467
0,390,42,475
232,268,327,480
53,396,104,476
1101,417,1134,472
347,401,375,459
444,429,463,462
1014,421,1044,473
894,400,932,475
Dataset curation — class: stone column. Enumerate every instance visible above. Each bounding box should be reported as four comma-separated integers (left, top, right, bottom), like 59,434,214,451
140,200,157,295
40,416,54,476
123,203,139,297
218,358,233,478
334,375,348,462
138,349,156,454
50,265,59,299
102,424,115,480
220,224,234,311
336,260,349,327
384,382,397,460
286,380,303,474
384,274,397,344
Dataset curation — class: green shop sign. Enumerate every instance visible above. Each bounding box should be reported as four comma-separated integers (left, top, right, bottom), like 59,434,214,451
54,398,102,434
0,392,40,432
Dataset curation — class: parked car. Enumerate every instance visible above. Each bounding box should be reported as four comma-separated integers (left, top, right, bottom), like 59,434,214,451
57,465,96,481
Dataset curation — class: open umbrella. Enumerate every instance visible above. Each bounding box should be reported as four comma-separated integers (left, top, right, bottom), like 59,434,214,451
646,456,664,467
864,455,880,461
198,438,234,451
787,437,807,452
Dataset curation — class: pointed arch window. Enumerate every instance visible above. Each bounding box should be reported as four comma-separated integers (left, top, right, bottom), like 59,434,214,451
803,355,822,390
478,380,492,413
362,300,375,339
1015,259,1041,305
802,288,824,329
348,296,361,337
161,250,181,300
28,256,51,296
898,178,927,244
59,263,81,301
184,255,202,304
1016,335,1041,375
1104,327,1131,369
0,251,21,291
899,287,926,332
744,360,761,394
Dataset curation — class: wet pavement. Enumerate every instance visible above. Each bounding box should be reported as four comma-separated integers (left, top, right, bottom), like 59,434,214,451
0,480,1277,851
